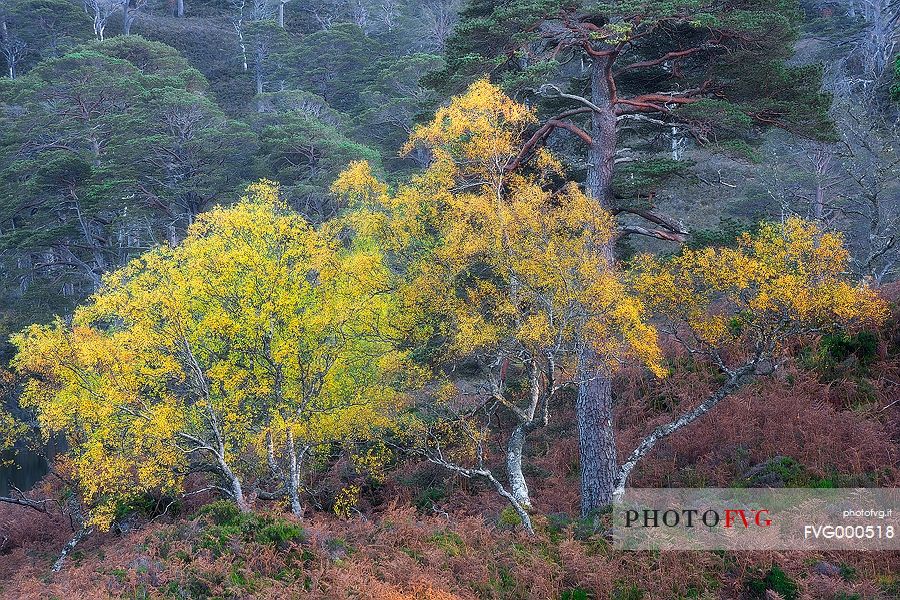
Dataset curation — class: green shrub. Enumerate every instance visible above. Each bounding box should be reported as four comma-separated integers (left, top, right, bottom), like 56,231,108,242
194,501,305,556
198,500,243,526
429,530,465,557
802,330,878,380
746,565,799,600
255,520,305,546
493,566,516,593
545,512,572,543
498,505,523,527
414,485,446,511
839,563,857,582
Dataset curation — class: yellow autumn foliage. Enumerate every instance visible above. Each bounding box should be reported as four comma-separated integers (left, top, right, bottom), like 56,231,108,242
333,79,665,378
12,180,409,528
631,218,887,350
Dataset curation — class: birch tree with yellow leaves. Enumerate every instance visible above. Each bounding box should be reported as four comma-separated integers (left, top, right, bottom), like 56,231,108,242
332,80,663,532
11,180,408,531
625,218,887,500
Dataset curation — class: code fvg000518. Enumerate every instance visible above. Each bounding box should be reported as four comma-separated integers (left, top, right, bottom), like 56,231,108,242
804,524,895,540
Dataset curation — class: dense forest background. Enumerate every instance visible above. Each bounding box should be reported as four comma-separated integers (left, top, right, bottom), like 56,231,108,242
0,0,897,355
0,1,898,598
0,0,466,357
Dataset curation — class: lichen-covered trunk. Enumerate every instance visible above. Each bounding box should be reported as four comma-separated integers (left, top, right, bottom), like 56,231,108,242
506,424,531,509
229,474,249,512
577,54,620,517
286,430,303,517
614,365,755,502
217,454,249,512
52,496,91,573
52,527,92,573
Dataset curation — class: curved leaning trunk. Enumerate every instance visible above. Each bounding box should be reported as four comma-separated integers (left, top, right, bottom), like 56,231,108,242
52,526,93,573
212,438,249,512
576,54,621,518
503,358,551,510
506,423,532,509
221,458,250,512
211,427,249,513
613,364,757,502
51,496,91,573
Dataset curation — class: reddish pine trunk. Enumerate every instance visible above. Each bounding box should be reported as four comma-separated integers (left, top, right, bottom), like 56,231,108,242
577,55,620,517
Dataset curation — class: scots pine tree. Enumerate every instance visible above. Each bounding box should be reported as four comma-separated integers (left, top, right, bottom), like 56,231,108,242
435,0,836,515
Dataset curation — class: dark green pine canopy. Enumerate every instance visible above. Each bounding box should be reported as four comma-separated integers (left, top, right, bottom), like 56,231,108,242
431,0,835,243
438,0,834,139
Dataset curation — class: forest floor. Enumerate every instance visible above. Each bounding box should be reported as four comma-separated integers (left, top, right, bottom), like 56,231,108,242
2,288,899,599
